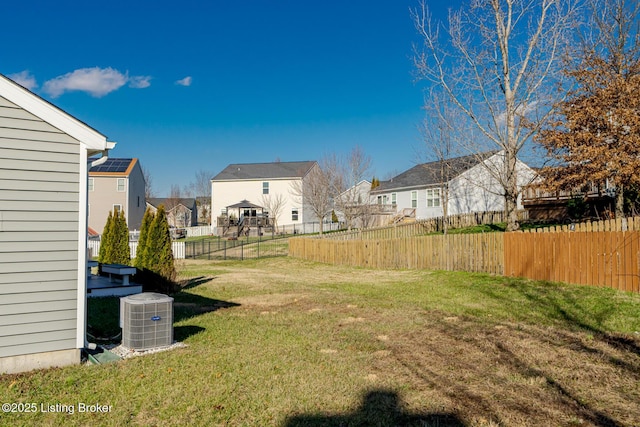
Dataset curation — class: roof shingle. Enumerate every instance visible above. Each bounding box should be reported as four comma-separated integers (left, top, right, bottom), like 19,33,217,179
212,161,317,181
372,151,497,193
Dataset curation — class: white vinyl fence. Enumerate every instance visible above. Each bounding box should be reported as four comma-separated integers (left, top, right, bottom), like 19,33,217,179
88,240,185,259
184,225,214,237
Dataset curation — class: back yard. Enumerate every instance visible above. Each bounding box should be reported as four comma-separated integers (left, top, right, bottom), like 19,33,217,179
2,257,640,426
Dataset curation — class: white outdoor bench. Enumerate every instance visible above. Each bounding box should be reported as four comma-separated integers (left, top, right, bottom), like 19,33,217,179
101,264,137,286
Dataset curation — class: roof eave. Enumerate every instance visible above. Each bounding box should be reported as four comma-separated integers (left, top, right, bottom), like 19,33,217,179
0,74,110,151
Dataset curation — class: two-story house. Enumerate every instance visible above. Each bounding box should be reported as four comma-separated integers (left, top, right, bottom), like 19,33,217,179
88,157,146,232
211,161,319,234
371,151,535,221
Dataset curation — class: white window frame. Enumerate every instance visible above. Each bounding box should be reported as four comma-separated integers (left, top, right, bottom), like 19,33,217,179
292,208,299,222
411,191,417,208
391,193,397,206
113,204,122,214
116,178,126,192
88,178,94,192
426,188,441,207
262,181,269,195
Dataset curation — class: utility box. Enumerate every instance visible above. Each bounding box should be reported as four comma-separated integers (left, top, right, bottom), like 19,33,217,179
120,293,174,350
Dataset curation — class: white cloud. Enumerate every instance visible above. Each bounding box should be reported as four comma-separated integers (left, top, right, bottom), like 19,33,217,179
42,67,151,98
8,70,37,91
129,75,152,89
176,76,192,87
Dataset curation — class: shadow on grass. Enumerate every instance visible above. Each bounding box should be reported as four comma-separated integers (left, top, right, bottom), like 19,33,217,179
178,275,216,291
478,279,640,361
388,318,637,426
283,389,463,427
87,278,240,344
172,292,240,323
173,325,206,341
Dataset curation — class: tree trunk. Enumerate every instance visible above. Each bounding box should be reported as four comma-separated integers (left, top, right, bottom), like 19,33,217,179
615,183,625,219
505,99,520,232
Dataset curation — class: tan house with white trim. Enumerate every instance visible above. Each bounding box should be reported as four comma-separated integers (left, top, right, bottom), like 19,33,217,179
88,157,146,233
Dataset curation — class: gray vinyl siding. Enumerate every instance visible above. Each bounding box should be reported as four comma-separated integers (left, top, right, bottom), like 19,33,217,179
0,95,82,358
127,161,147,229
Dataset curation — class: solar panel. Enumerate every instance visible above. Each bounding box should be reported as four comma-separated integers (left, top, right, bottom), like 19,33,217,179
89,158,133,173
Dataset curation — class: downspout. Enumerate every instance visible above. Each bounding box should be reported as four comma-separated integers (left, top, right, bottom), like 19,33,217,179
90,149,110,168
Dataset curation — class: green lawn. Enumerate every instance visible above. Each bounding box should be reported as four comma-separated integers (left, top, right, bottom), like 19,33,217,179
2,257,640,426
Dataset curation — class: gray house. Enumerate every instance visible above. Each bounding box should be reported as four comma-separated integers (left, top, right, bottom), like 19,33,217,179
146,197,198,228
0,74,114,374
371,151,535,221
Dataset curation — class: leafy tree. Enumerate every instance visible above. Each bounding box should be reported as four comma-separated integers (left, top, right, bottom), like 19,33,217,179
98,211,113,264
537,0,640,217
98,210,131,265
111,210,131,265
134,208,155,269
145,205,176,281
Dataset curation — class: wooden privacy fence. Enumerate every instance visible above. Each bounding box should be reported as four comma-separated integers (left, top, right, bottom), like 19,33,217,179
290,215,640,293
289,233,503,274
504,230,640,293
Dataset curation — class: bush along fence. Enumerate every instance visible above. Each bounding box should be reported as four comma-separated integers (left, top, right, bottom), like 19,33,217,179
184,235,289,260
289,216,640,293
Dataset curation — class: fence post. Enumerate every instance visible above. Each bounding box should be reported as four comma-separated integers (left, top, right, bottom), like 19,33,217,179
241,242,244,260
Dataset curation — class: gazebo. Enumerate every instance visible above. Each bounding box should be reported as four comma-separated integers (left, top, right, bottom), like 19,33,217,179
217,200,272,237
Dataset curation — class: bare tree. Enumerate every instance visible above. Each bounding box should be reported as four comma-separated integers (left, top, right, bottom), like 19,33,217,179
290,162,333,235
141,164,155,199
331,146,373,230
413,0,580,230
261,192,286,232
421,89,460,234
165,184,182,227
187,170,213,225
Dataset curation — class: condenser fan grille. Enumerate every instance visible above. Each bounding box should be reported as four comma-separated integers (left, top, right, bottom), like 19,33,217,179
120,293,174,350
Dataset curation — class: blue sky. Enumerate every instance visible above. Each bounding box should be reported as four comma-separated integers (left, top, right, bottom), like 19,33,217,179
1,1,458,196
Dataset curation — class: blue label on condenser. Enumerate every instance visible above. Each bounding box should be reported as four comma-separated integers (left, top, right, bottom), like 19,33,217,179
151,316,161,321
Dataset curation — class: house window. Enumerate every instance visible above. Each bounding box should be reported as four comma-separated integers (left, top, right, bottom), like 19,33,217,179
426,188,441,207
117,178,126,192
263,181,269,195
391,193,397,206
88,178,94,191
411,191,417,208
113,204,122,214
292,209,299,221
377,195,383,205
